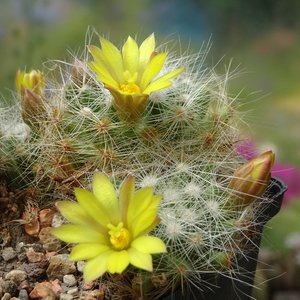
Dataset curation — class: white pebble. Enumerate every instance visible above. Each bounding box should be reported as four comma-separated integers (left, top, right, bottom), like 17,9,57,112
63,274,77,287
52,214,64,228
76,261,85,273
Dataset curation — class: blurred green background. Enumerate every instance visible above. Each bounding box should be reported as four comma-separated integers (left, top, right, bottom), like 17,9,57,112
1,1,300,299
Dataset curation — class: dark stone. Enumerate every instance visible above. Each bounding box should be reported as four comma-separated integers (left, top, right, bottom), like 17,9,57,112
19,260,49,281
1,280,18,296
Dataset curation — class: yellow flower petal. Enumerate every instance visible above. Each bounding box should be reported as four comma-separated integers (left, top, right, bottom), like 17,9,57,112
99,37,124,83
131,208,158,238
127,187,154,226
143,67,185,94
119,175,135,227
56,201,89,225
69,243,110,261
156,67,185,81
138,33,155,76
92,171,121,225
143,80,173,95
87,61,119,88
87,45,104,63
74,188,111,230
95,76,120,89
139,53,167,91
137,217,161,237
83,250,114,282
149,195,162,209
106,250,130,274
128,247,153,271
131,236,167,254
56,201,106,234
51,224,108,244
122,36,139,76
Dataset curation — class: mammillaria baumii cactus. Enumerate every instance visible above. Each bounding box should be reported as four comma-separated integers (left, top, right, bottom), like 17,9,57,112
0,31,279,299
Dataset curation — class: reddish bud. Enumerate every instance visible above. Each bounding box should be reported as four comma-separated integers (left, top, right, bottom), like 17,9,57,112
228,151,275,209
15,69,46,128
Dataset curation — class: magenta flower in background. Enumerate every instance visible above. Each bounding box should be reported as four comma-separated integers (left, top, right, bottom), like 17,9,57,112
272,164,300,204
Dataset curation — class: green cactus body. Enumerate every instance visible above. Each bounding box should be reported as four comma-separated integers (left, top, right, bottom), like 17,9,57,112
0,32,270,298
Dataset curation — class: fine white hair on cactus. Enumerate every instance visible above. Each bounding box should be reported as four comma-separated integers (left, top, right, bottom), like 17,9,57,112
176,162,190,173
183,182,202,198
139,174,160,188
79,107,92,117
164,219,184,240
2,28,269,299
206,200,221,216
163,188,182,203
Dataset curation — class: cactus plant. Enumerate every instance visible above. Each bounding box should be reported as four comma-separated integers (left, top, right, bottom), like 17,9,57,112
0,31,277,299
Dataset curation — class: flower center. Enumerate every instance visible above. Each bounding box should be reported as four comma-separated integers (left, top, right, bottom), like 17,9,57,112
107,222,131,250
119,82,140,94
119,70,141,94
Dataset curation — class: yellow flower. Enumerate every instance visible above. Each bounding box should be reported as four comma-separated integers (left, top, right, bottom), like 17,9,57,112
87,34,184,120
52,171,166,282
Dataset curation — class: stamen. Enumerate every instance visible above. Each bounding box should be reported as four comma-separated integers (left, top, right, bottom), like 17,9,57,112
108,222,131,250
119,82,141,94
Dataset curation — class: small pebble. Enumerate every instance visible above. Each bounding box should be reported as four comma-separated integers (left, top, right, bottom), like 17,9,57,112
45,252,58,259
16,243,25,254
19,261,49,281
83,282,94,290
26,251,45,263
39,227,61,251
25,244,44,253
17,252,27,262
18,289,29,300
29,279,63,300
1,247,17,261
17,281,33,294
76,261,85,273
67,288,78,296
51,214,64,228
59,294,73,300
1,293,11,300
5,270,27,285
46,255,76,281
1,281,17,296
63,275,77,287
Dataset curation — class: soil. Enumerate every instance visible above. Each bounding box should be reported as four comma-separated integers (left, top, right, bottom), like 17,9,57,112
0,174,135,300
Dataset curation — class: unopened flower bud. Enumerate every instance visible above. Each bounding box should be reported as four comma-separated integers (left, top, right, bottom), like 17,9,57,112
228,151,275,209
16,69,45,99
15,70,46,128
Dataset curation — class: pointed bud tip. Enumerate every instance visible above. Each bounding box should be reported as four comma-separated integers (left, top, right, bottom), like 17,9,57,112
228,151,275,209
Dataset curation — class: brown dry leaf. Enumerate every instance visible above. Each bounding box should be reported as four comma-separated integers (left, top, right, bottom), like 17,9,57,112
39,208,57,229
22,207,40,237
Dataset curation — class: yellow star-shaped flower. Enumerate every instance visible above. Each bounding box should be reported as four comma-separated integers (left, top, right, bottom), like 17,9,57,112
87,34,184,121
52,171,166,282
